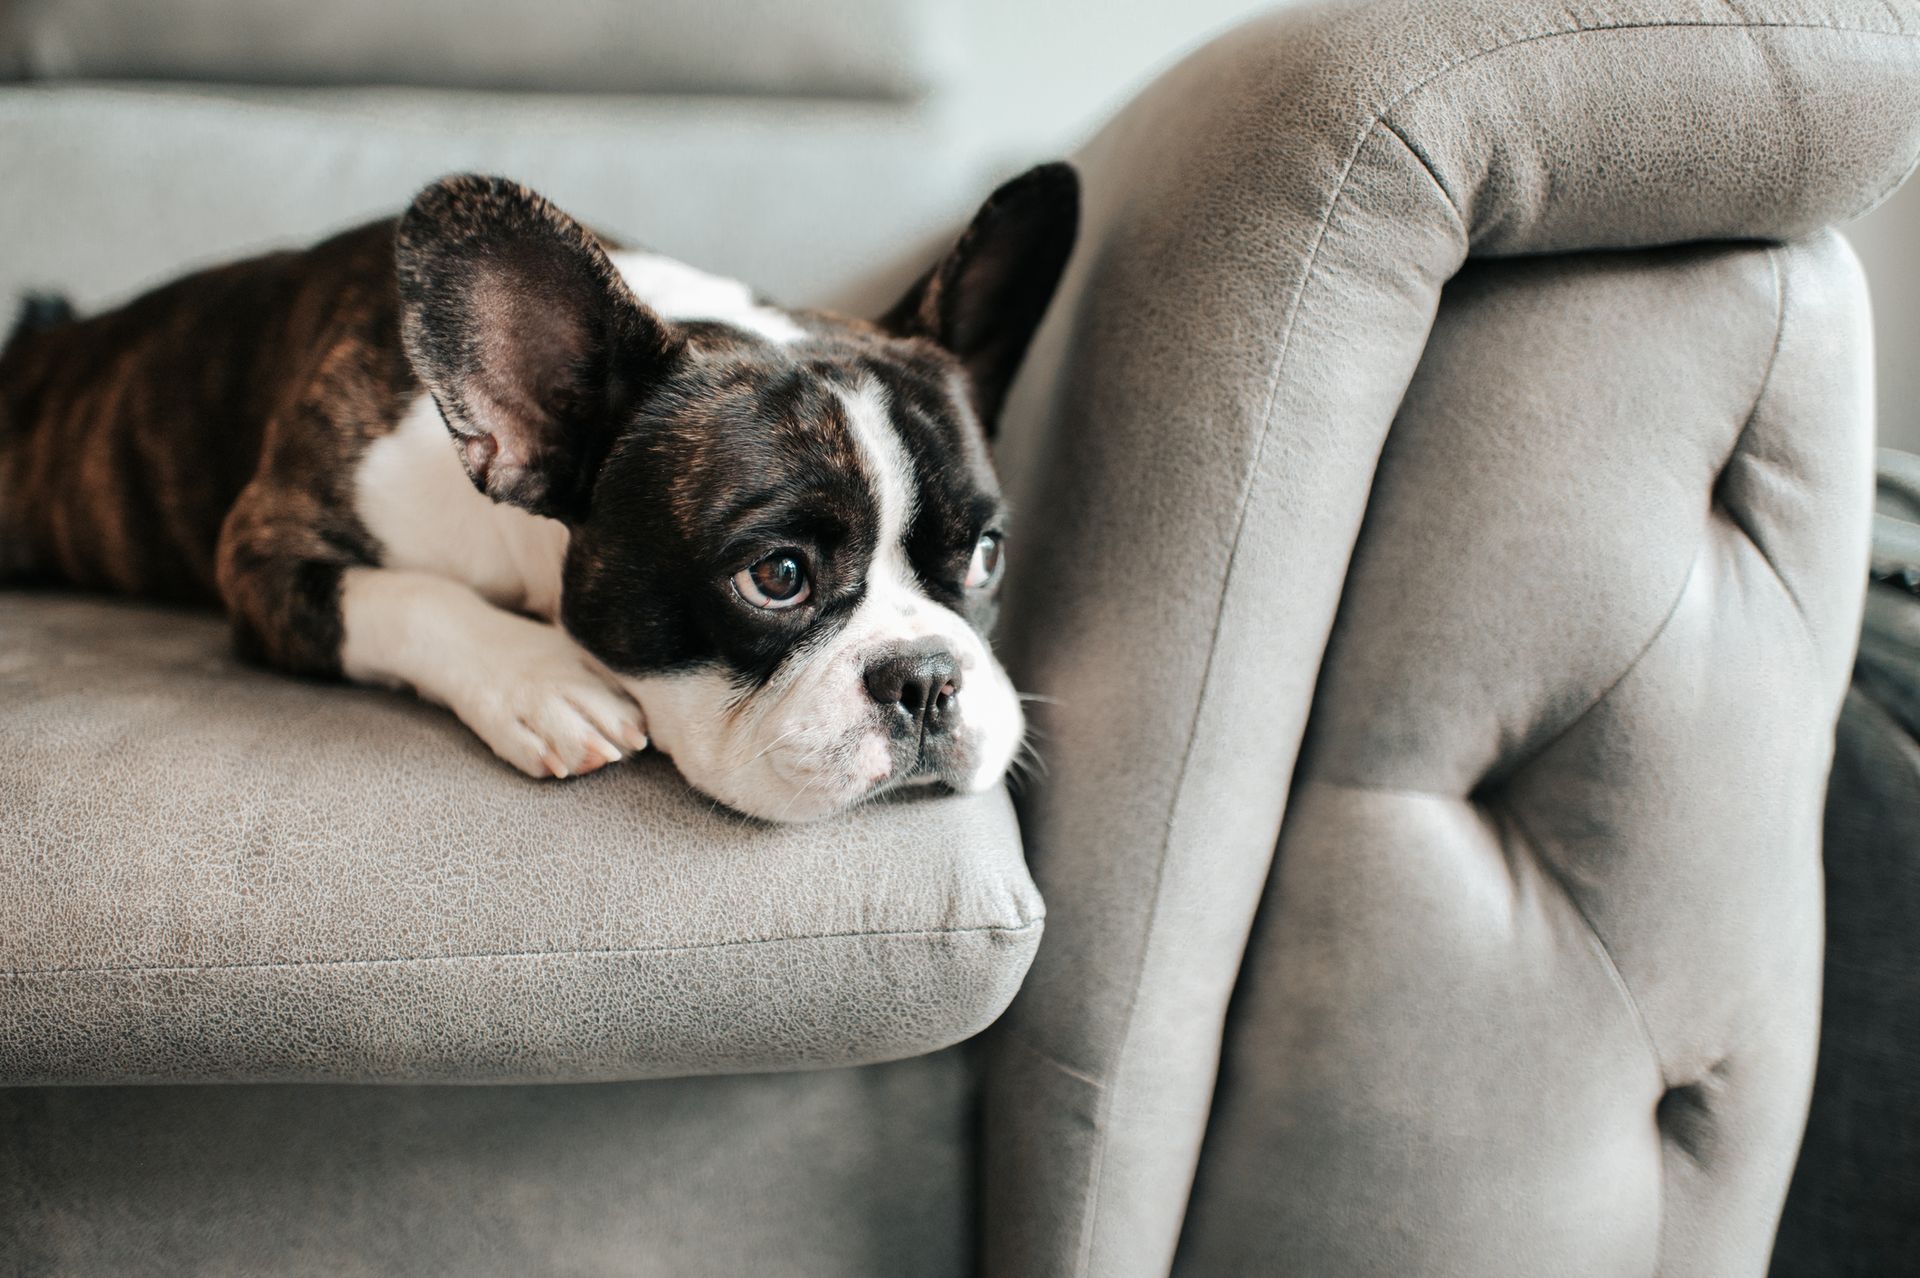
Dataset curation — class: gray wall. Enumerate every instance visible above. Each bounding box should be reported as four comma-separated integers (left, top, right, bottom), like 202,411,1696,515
958,0,1274,165
1848,179,1920,455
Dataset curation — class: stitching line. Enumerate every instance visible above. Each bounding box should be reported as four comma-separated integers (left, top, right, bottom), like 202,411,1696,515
1377,19,1917,143
1510,804,1671,1084
0,917,1045,980
1067,16,1916,1276
1007,1033,1109,1092
1489,546,1710,795
1381,118,1466,225
1503,796,1673,1274
1713,245,1822,647
1316,547,1707,812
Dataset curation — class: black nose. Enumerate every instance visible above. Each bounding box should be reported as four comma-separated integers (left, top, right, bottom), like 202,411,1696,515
863,644,961,738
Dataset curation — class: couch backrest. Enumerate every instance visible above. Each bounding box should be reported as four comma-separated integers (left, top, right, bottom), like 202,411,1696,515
1179,229,1869,1276
0,0,952,99
0,0,983,319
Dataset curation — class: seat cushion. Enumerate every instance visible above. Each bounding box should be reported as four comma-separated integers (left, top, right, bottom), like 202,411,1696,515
0,594,1042,1085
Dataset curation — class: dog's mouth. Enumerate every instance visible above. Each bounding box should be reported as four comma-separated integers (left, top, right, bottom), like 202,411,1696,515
863,772,956,811
620,644,1024,823
702,719,990,822
872,761,955,798
656,730,1001,823
770,734,969,805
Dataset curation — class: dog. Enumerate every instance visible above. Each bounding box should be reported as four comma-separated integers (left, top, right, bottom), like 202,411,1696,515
0,165,1078,822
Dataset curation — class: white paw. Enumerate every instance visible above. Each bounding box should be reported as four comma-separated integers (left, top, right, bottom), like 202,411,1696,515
449,630,649,780
337,569,650,781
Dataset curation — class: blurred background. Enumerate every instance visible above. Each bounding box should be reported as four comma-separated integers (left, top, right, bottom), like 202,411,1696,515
3,0,1916,450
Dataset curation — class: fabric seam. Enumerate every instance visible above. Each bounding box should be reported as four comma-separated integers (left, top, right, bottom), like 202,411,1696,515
1007,1034,1110,1092
1502,798,1674,1271
1714,245,1822,650
0,916,1045,980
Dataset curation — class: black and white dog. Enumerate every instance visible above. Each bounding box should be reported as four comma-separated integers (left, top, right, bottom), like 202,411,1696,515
0,165,1078,821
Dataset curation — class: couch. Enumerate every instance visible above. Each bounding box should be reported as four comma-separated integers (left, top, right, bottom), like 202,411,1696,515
3,1,1917,1274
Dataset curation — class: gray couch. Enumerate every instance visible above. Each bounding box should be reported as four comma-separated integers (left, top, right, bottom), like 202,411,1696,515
3,1,1917,1274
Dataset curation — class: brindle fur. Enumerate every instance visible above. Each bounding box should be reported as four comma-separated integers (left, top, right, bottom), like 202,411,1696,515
0,220,410,672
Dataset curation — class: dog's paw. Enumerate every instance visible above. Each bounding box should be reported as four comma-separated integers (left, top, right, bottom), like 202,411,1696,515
449,631,650,780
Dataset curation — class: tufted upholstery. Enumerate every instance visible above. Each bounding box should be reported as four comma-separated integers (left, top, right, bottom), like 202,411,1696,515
1176,235,1871,1275
987,2,1909,1274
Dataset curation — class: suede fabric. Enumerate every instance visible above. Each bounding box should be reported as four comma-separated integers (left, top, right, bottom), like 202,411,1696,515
986,3,1910,1274
0,0,950,99
0,596,1043,1085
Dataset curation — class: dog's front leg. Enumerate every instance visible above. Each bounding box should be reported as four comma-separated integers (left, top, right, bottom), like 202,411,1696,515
338,567,648,778
218,414,646,780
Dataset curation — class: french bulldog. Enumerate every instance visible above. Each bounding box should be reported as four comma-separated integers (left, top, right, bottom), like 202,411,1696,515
0,164,1078,821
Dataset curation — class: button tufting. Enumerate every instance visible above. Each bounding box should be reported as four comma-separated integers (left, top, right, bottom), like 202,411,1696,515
1655,1060,1732,1168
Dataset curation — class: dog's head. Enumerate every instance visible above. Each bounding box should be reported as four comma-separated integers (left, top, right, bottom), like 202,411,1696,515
394,168,1077,821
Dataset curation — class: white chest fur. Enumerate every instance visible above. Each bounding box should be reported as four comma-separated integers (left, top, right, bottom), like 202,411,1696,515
354,252,799,619
354,395,570,619
605,250,804,344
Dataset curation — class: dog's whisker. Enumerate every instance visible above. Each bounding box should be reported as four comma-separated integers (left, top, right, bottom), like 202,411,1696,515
775,773,826,823
731,724,808,771
1012,731,1050,781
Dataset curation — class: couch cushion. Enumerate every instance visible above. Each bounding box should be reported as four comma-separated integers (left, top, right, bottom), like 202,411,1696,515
0,594,1042,1085
0,0,953,100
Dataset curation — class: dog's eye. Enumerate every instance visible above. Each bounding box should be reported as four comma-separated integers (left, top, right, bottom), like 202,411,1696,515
964,532,1004,590
734,551,812,610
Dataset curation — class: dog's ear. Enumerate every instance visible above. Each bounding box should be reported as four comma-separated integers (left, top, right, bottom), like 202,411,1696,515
395,175,680,522
880,162,1079,434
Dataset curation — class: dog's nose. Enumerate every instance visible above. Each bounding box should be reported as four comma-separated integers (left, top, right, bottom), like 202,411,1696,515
864,644,961,738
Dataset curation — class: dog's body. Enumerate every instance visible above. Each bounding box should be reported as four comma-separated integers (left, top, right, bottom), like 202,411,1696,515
0,169,1077,821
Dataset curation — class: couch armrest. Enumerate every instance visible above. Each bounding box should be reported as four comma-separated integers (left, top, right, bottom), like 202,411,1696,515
985,2,1920,1275
0,596,1042,1085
